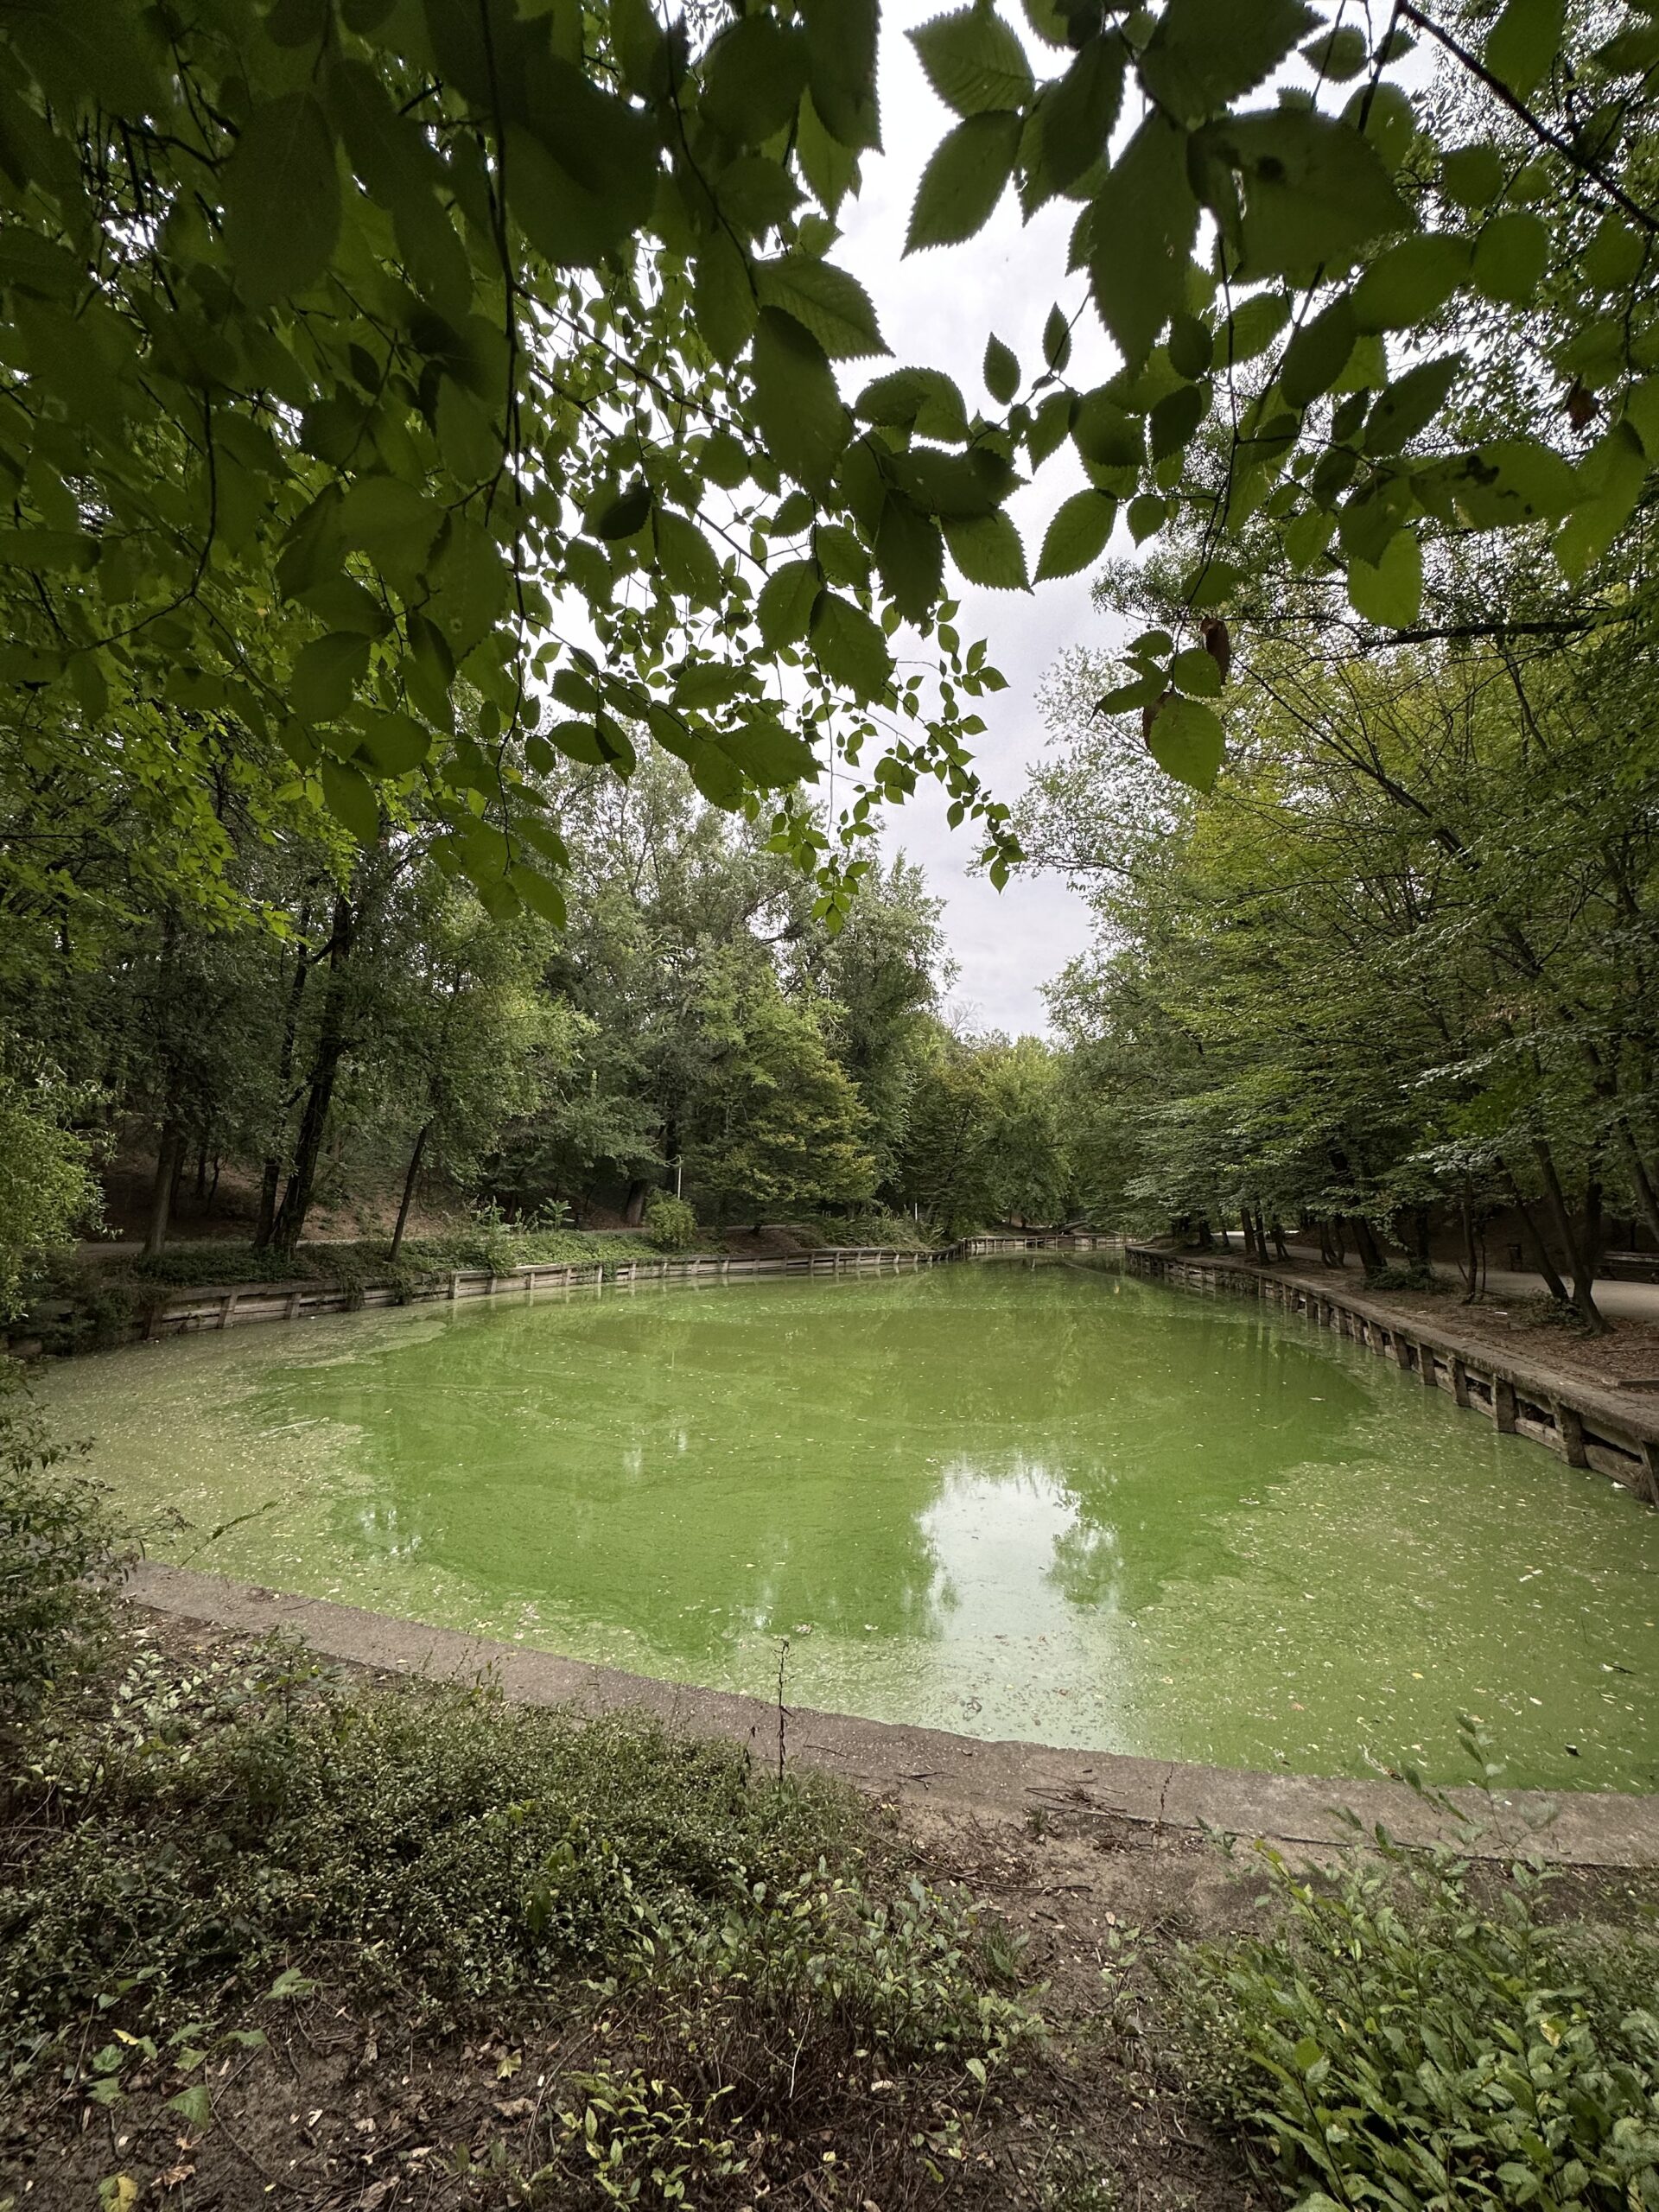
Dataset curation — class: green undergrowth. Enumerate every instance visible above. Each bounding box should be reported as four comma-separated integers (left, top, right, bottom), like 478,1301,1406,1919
1173,1826,1659,2210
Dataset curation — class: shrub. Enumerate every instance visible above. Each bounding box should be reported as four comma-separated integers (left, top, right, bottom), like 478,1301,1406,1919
0,1370,119,1728
1363,1262,1438,1292
1175,1834,1659,2210
645,1192,699,1252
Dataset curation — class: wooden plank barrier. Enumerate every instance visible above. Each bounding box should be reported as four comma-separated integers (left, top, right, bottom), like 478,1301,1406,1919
1123,1243,1659,1506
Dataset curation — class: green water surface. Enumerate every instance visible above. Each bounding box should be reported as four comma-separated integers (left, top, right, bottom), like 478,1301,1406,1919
42,1258,1659,1790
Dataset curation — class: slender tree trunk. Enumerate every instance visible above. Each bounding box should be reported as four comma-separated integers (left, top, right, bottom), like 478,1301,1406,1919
270,894,356,1258
1614,1115,1659,1248
622,1178,651,1228
1503,1173,1572,1306
1195,1216,1212,1250
1240,1209,1257,1261
1347,1215,1384,1274
1269,1216,1288,1262
255,902,314,1252
143,1117,182,1259
194,1133,209,1205
390,1119,430,1262
1459,1179,1478,1301
1529,1137,1605,1330
207,1154,221,1215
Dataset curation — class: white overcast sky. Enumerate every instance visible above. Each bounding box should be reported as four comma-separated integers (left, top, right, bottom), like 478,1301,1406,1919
836,2,1122,1036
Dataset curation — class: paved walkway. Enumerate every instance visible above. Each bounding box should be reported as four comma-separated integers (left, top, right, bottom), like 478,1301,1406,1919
127,1561,1659,1870
1265,1243,1659,1325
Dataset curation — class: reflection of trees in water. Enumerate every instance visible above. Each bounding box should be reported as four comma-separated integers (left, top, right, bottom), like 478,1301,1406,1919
260,1264,1370,1661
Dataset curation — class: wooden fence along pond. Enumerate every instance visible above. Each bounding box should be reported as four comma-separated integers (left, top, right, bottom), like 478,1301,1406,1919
1124,1243,1659,1508
103,1232,1116,1343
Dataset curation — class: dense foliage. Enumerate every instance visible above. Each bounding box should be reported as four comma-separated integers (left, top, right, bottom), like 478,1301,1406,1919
1179,1834,1659,2209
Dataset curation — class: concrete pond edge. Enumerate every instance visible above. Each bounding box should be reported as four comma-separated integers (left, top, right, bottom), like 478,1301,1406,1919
125,1561,1659,1871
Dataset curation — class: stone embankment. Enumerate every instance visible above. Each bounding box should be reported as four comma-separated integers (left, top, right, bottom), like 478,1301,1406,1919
1125,1243,1659,1504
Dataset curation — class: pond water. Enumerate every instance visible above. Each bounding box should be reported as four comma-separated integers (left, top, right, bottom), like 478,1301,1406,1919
41,1256,1659,1791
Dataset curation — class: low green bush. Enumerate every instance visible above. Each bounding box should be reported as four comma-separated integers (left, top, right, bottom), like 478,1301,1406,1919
645,1192,698,1252
1363,1262,1439,1293
0,1368,119,1730
1175,1832,1659,2210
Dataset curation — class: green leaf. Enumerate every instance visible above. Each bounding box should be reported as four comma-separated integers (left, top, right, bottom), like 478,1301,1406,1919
320,757,381,844
1301,23,1369,78
754,255,887,359
716,155,803,238
797,91,862,215
1455,439,1582,528
801,0,880,151
1484,0,1565,99
1280,296,1357,410
1351,233,1469,333
291,632,370,723
673,663,753,709
695,232,759,365
1043,304,1072,372
855,366,970,442
874,495,945,620
1345,527,1422,625
906,111,1022,252
1554,421,1647,581
1140,0,1319,122
1196,109,1410,281
1088,116,1198,367
1072,388,1143,467
1282,505,1335,570
223,93,340,307
357,710,431,777
1220,290,1290,363
910,6,1034,117
702,14,811,145
1179,556,1242,608
654,511,722,606
337,476,442,577
1128,493,1167,543
942,509,1029,589
1440,143,1506,211
1034,33,1126,195
1149,380,1208,461
167,2085,214,2133
750,309,850,492
757,559,823,649
689,741,747,809
1363,352,1465,455
810,590,894,700
512,867,569,927
1170,644,1222,696
1097,671,1167,711
1585,213,1644,294
593,483,654,541
720,717,818,786
984,333,1020,404
1034,489,1116,579
1622,375,1659,459
1144,694,1224,791
1471,210,1550,305
1168,312,1213,380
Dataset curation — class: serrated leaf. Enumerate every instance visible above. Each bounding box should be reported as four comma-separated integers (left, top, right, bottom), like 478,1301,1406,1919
291,632,370,723
855,366,970,442
224,93,340,307
1044,304,1072,372
1345,526,1422,625
1170,644,1223,696
1128,493,1167,543
942,509,1028,589
1440,143,1505,211
753,254,887,359
750,308,849,492
1484,0,1565,99
1089,115,1198,367
167,2085,214,2133
1141,0,1319,123
654,511,722,606
910,5,1033,117
1035,32,1126,195
690,741,747,809
701,14,810,144
1149,379,1207,461
984,333,1020,404
1197,108,1411,280
673,662,752,709
1144,694,1224,790
694,231,759,365
320,757,381,844
1220,289,1290,363
337,475,442,578
1363,352,1465,455
1034,489,1116,579
1554,422,1647,580
358,709,430,777
1301,23,1368,78
1471,209,1550,305
1180,556,1243,608
757,559,823,650
1430,438,1581,529
801,0,880,151
797,91,861,214
1280,296,1357,410
720,716,818,786
512,867,569,926
906,111,1021,252
874,495,945,620
810,590,893,700
1352,233,1469,332
1098,672,1166,711
1072,387,1143,467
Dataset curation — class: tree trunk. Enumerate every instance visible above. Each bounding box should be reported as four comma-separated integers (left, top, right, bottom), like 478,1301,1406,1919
1459,1179,1478,1301
622,1178,651,1228
194,1133,209,1205
1195,1216,1212,1250
1504,1167,1573,1307
269,895,356,1258
1529,1137,1605,1331
255,912,315,1250
1269,1217,1289,1262
390,1119,430,1262
1240,1209,1257,1261
143,1118,183,1259
1614,1116,1659,1249
1344,1215,1382,1274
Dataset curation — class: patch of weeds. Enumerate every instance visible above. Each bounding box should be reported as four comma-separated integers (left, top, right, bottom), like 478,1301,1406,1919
554,2069,746,2205
1363,1262,1439,1293
1035,2140,1122,2211
1172,1832,1659,2209
0,1365,121,1731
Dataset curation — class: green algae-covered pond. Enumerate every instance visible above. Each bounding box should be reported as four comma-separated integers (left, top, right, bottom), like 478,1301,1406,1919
43,1256,1659,1791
